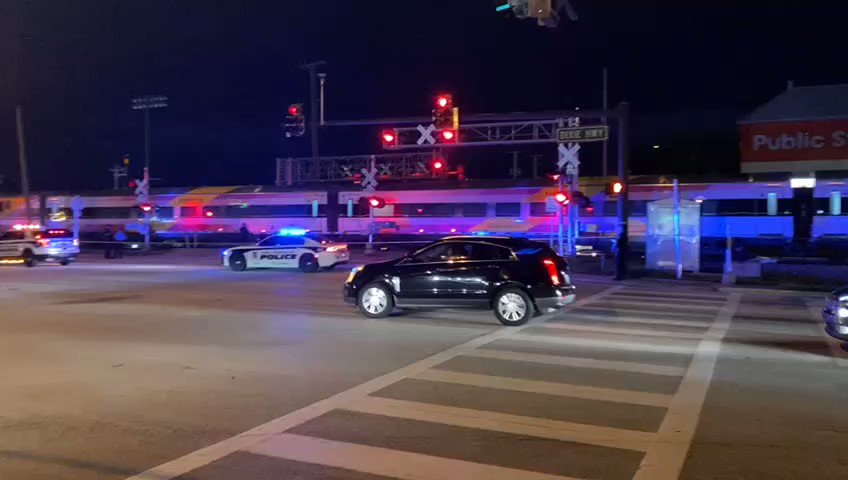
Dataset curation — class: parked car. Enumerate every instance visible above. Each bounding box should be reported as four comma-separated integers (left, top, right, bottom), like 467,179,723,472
343,236,575,325
822,287,848,341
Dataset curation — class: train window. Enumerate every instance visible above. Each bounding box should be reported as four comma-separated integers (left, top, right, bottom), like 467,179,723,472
81,207,133,219
529,202,555,217
180,205,313,217
495,203,521,217
394,203,486,217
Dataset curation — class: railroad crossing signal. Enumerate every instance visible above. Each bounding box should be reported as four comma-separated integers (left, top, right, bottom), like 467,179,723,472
133,177,149,196
433,94,453,129
367,196,386,209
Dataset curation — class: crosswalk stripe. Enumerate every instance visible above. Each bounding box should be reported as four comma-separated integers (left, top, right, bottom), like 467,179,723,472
466,349,687,376
608,293,726,305
247,433,584,480
536,322,706,340
417,369,672,408
346,395,654,453
600,300,721,312
508,332,698,355
613,290,726,301
572,305,716,321
558,312,712,329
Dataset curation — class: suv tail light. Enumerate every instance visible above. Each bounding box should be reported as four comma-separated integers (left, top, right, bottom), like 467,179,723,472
37,238,51,248
542,258,561,286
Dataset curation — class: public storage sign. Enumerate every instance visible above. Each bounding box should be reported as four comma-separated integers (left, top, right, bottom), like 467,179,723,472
740,119,848,173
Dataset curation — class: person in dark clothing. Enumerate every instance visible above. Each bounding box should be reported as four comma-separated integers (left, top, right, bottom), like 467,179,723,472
239,223,251,243
103,226,114,259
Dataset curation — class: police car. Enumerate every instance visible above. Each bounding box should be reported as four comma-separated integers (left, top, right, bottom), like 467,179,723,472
222,229,350,272
0,225,80,267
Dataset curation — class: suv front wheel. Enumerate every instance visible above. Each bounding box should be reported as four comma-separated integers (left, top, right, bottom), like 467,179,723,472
358,283,393,318
493,288,534,326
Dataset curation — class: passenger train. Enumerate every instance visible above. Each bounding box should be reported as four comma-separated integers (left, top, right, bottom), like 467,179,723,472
0,177,845,242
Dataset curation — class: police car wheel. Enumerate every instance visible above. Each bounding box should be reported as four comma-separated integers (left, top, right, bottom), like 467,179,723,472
22,250,35,268
299,253,319,273
229,252,247,271
358,283,393,318
59,259,70,266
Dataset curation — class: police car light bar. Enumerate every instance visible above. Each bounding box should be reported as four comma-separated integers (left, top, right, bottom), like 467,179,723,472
279,228,309,236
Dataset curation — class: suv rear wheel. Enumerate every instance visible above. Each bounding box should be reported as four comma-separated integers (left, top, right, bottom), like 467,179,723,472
493,288,533,326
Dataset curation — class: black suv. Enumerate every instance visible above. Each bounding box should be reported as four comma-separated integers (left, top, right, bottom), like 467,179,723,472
343,236,575,326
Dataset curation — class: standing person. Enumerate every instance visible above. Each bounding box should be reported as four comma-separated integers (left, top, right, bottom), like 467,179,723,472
102,226,114,259
113,227,128,259
239,223,251,243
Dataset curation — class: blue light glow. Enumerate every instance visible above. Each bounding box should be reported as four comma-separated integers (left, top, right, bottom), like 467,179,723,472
495,3,512,12
279,228,309,236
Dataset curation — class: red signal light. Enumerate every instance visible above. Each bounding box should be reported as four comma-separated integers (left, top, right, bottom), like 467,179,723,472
139,203,154,213
433,160,444,170
205,211,215,217
288,104,303,116
368,197,386,209
441,129,456,141
382,131,396,143
436,95,451,109
612,182,624,194
553,192,570,205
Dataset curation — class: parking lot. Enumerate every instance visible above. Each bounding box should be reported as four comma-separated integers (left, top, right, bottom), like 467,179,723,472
0,252,846,480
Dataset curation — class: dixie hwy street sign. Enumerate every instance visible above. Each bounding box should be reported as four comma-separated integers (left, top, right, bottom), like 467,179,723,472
556,125,609,143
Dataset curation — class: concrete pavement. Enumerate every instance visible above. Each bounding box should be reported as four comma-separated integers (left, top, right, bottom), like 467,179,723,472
0,255,845,480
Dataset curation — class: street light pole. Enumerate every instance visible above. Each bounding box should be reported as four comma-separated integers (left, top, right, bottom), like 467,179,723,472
131,95,168,249
15,106,32,223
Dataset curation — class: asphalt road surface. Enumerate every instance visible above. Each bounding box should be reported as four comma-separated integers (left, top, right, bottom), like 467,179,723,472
0,253,846,480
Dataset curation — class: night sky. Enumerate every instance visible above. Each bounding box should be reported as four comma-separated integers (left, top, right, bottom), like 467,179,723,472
1,1,846,192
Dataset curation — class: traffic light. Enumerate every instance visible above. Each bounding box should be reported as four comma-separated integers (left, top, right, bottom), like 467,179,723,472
284,103,305,138
433,94,453,129
607,180,625,196
553,192,570,206
367,196,386,209
381,129,398,149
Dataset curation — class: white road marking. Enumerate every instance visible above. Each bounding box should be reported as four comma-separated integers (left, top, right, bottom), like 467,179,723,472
610,293,726,303
602,299,721,312
536,322,705,340
123,287,620,480
632,292,741,480
508,332,698,355
346,395,654,452
574,304,716,320
247,433,583,480
467,349,686,376
559,312,712,329
416,369,672,408
614,290,726,301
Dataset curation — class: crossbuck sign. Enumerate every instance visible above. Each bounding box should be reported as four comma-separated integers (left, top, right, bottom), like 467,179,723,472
557,143,581,173
361,166,378,192
416,124,437,145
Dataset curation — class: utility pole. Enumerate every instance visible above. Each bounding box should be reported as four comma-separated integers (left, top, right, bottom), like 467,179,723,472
602,67,609,177
15,106,32,223
615,102,630,280
131,95,168,249
301,61,326,173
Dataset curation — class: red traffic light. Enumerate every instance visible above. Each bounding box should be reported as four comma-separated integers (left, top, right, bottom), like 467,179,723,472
368,197,386,209
436,94,452,109
288,103,303,116
433,160,444,170
553,192,570,205
441,129,456,142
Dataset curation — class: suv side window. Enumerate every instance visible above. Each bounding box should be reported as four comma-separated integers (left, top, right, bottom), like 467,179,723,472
469,243,514,261
409,242,470,263
0,231,24,241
